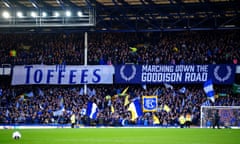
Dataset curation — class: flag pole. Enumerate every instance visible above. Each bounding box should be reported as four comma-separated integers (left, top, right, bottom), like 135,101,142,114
84,32,88,95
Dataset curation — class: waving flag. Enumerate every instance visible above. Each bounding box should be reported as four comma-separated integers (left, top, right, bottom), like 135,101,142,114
124,95,130,106
53,96,65,116
142,84,147,90
204,80,215,103
119,87,129,96
164,83,173,90
59,97,64,110
87,102,98,119
129,47,137,53
153,87,162,96
24,91,34,97
111,105,115,113
153,114,160,125
179,87,186,94
163,104,171,113
128,99,143,121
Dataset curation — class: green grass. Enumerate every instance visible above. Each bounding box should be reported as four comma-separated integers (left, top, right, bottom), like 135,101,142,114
0,128,240,144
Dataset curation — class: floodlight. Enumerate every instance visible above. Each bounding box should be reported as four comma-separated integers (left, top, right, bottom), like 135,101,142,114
54,12,59,17
16,11,23,18
31,12,37,18
77,11,83,17
2,11,10,19
42,12,47,17
66,11,71,17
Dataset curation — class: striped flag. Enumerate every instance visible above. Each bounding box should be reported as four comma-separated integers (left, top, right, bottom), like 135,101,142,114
87,102,98,119
128,99,143,121
204,80,215,103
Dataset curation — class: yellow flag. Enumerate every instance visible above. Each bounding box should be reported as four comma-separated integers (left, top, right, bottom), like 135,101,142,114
111,105,115,113
127,103,137,121
124,95,130,106
153,114,160,124
119,87,129,96
163,104,171,113
129,47,137,52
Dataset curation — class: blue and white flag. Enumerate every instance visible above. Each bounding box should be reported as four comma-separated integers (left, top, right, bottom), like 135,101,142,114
204,80,215,103
38,88,44,97
59,96,64,110
142,84,147,90
53,107,65,116
53,96,65,116
24,91,34,97
179,87,186,94
128,99,143,121
79,88,84,95
87,102,98,119
164,83,173,90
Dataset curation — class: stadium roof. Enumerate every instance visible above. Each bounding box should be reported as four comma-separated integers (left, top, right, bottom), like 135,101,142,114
0,0,239,32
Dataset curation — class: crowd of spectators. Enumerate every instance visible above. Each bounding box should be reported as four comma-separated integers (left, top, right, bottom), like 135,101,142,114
0,84,239,127
0,33,84,65
0,30,240,127
0,30,239,65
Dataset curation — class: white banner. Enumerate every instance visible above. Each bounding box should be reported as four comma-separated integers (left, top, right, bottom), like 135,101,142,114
11,65,114,85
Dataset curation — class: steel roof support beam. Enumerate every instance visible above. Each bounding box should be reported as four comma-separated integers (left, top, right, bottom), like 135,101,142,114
192,17,210,28
63,0,78,8
56,0,65,9
8,0,27,8
219,16,239,27
114,0,135,30
85,0,93,8
94,1,111,30
35,0,53,9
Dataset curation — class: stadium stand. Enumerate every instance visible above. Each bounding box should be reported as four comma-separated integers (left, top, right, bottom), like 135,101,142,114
0,0,239,128
0,31,239,65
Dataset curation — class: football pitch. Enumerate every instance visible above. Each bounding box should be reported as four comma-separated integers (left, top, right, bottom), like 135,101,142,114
0,128,240,144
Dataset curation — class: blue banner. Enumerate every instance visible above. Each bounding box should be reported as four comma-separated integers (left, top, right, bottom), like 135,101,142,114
115,65,235,84
12,65,114,85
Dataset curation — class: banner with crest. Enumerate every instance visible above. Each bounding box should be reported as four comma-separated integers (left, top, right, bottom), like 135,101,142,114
115,64,235,84
142,96,158,112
